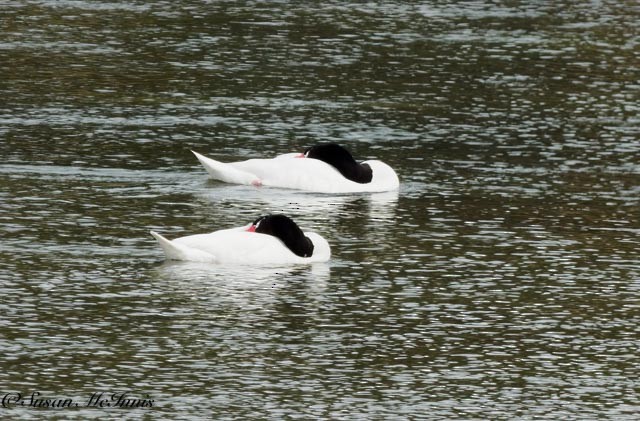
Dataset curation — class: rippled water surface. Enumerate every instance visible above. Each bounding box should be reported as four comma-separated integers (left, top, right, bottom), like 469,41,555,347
1,0,639,419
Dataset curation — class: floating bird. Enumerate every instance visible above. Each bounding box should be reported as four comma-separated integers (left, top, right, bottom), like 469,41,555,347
150,214,330,264
192,143,399,193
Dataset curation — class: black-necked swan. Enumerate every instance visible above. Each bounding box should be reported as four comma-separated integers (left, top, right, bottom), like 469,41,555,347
150,214,330,264
192,143,399,193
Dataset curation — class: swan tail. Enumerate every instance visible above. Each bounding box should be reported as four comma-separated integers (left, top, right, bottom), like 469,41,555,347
192,150,261,186
150,231,216,262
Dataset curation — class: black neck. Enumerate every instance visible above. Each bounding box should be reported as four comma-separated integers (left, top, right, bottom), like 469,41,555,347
305,143,373,184
253,215,314,258
343,162,373,184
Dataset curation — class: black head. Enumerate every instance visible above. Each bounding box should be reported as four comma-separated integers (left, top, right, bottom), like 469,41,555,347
249,214,314,258
303,143,373,184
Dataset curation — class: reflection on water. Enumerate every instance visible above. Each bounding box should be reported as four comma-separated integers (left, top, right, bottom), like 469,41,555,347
1,0,639,418
155,261,329,307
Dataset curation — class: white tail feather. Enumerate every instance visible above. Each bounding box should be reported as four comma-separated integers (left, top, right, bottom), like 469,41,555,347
150,231,216,262
192,150,260,185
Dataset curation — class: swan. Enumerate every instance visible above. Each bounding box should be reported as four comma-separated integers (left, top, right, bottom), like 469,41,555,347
150,214,330,264
192,143,399,193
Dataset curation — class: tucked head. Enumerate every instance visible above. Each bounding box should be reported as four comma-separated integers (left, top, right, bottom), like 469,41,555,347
301,143,373,184
247,214,315,258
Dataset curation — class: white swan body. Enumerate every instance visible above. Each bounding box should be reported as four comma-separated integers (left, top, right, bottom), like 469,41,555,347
192,151,399,193
150,224,331,264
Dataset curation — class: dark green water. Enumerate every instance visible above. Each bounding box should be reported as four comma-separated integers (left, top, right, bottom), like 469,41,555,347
1,1,639,419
